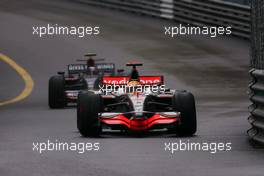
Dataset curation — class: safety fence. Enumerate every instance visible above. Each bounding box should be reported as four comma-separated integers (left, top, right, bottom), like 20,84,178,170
76,0,251,38
251,0,264,69
248,69,264,145
223,0,250,5
249,0,264,145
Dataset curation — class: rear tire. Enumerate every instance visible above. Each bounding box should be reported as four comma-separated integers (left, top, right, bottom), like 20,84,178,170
172,90,197,136
49,75,66,109
77,92,102,137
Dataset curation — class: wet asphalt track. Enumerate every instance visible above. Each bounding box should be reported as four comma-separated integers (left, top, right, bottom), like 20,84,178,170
0,0,263,176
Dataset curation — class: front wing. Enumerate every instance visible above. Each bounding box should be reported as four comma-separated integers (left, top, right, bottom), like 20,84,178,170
100,113,180,131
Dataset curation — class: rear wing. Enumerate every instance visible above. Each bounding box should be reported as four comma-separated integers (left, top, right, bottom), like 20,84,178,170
68,63,115,74
102,76,164,85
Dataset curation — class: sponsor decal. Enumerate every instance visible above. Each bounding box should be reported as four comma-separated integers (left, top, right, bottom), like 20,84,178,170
102,76,163,85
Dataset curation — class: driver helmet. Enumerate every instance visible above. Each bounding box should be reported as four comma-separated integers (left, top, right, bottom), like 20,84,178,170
127,80,140,86
87,58,95,67
126,80,142,94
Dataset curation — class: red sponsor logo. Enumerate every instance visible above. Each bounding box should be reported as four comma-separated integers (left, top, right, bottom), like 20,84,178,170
102,76,163,85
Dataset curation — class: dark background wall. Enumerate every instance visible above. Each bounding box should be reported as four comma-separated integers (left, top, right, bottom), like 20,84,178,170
223,0,250,5
251,0,264,69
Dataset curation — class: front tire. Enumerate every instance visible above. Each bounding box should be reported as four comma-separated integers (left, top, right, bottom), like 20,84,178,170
77,92,102,137
49,75,66,109
172,90,197,136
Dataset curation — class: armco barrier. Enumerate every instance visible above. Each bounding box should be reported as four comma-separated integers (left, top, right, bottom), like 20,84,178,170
76,0,251,38
248,69,264,145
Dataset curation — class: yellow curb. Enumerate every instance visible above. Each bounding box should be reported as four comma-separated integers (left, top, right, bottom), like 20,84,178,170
0,53,34,106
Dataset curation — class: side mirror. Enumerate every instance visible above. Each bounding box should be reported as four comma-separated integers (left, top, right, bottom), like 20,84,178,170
57,71,65,75
117,69,124,73
165,88,170,92
117,69,125,76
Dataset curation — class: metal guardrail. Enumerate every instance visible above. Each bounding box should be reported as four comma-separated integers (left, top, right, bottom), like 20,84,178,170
248,69,264,145
251,0,264,69
223,0,250,5
76,0,251,38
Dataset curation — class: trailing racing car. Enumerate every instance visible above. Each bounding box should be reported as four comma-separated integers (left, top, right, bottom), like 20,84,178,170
77,62,197,137
49,53,115,108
